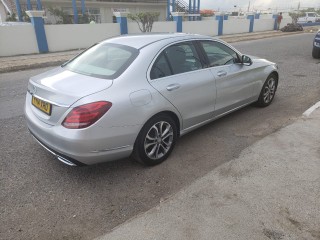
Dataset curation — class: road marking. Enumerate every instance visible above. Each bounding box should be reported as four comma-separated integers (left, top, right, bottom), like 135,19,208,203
303,101,320,117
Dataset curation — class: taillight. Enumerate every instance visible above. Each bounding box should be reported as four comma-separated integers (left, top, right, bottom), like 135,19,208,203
62,101,112,129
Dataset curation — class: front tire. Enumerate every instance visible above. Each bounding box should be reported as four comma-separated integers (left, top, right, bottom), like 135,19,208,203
133,114,177,166
312,46,320,59
256,74,278,107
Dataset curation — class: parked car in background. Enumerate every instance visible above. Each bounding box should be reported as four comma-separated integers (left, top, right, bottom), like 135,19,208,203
25,33,279,167
297,12,320,23
313,30,320,58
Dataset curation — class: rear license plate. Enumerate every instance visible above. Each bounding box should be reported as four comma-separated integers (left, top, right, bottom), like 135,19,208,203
32,96,52,115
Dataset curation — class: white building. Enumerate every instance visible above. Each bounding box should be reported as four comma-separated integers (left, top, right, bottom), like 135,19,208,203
0,0,167,23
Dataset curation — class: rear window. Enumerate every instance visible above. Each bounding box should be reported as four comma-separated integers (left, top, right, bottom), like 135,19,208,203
63,43,139,79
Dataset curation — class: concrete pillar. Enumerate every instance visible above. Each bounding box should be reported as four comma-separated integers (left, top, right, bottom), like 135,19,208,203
197,0,200,20
167,0,171,20
26,0,32,10
26,11,48,53
72,0,78,24
81,0,86,15
189,0,192,21
193,0,196,21
215,13,224,36
247,13,255,33
172,0,176,12
36,0,42,10
15,0,23,21
114,12,128,35
172,12,184,32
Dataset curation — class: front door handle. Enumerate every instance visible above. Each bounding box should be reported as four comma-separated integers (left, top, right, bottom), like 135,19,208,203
166,84,180,91
217,71,227,77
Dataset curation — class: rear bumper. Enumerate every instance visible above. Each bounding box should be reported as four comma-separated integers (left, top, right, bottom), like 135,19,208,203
25,97,141,166
29,131,85,166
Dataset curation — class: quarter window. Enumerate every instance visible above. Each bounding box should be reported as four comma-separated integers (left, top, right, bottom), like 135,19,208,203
150,53,172,80
200,41,239,67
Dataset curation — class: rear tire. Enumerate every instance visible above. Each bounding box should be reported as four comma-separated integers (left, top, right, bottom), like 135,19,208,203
132,114,177,166
256,74,278,107
312,46,320,59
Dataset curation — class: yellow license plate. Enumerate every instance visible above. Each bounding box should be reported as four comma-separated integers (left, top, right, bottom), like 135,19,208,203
32,96,52,115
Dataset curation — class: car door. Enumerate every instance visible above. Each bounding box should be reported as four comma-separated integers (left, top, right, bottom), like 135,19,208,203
148,41,216,130
198,40,256,116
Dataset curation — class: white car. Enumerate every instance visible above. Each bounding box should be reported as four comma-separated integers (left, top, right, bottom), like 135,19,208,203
297,12,320,23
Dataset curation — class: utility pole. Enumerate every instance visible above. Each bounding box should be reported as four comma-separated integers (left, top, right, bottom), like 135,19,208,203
247,1,251,12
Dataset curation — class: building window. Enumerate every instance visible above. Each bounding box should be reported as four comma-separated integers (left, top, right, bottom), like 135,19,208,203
86,8,101,23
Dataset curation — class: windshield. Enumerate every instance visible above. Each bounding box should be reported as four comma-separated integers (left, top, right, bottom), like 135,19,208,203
63,43,139,79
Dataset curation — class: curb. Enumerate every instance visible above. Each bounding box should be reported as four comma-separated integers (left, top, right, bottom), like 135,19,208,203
220,31,303,43
0,60,66,74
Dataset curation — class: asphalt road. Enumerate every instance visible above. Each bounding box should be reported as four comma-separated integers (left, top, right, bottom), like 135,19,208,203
1,33,319,240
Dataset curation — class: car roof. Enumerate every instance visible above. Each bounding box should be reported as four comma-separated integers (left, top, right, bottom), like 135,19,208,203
104,33,213,49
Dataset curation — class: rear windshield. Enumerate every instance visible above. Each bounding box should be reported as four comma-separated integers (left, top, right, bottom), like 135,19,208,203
63,43,139,79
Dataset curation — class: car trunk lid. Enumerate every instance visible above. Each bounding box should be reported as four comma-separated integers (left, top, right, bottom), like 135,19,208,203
27,67,113,125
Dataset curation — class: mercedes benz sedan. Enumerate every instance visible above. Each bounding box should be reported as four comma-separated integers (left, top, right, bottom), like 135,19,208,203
25,33,279,166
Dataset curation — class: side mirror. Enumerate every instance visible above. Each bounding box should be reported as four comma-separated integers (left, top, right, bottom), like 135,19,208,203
242,55,253,66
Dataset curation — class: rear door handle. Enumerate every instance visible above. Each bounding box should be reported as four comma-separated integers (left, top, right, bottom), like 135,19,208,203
166,84,180,91
217,71,227,77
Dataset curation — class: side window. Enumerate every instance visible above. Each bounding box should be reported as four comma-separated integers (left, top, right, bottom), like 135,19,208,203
200,41,239,67
164,43,202,75
150,53,172,80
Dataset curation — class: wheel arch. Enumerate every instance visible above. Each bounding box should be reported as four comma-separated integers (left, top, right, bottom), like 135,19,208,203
269,71,279,87
145,111,181,137
132,110,181,165
133,110,181,147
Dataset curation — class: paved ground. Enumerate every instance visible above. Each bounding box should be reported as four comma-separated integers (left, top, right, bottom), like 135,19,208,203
98,105,320,240
1,33,320,240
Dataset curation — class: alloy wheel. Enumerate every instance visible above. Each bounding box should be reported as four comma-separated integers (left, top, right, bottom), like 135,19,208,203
144,121,173,160
263,78,276,104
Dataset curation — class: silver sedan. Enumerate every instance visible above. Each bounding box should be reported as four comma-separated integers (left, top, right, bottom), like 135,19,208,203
25,33,279,166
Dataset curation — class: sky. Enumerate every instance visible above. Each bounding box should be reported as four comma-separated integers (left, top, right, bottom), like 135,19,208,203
200,0,320,11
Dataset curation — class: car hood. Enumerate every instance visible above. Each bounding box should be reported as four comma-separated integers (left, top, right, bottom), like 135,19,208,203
29,67,113,107
247,55,275,65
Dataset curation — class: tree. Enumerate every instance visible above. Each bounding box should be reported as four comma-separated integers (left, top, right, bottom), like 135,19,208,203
289,12,302,23
22,11,31,22
78,14,90,24
128,12,160,32
47,7,90,24
47,7,73,24
6,11,30,22
6,13,17,22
